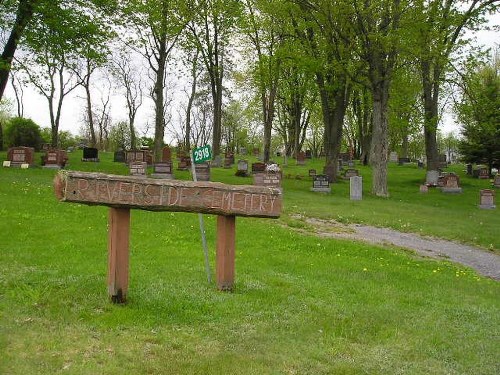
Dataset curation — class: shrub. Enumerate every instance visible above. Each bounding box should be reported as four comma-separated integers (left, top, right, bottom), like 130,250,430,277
4,117,43,150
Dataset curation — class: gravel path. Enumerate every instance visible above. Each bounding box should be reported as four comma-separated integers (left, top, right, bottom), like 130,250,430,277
302,217,500,280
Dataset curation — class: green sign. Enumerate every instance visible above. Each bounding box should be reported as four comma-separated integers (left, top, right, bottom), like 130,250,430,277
193,145,212,164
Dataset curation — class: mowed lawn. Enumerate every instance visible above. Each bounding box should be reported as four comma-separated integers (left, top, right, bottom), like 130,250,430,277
0,151,499,374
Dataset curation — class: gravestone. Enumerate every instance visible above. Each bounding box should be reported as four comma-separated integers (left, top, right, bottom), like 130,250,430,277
420,184,429,193
114,150,126,162
308,169,316,177
466,163,473,176
223,156,233,169
296,151,306,166
426,170,439,186
310,175,330,193
305,149,312,159
129,161,147,176
43,149,67,169
151,162,173,179
441,173,462,193
398,157,410,165
479,189,496,209
236,159,249,177
417,160,424,169
194,162,210,181
162,146,172,162
254,171,281,188
239,147,247,155
126,150,147,164
350,176,362,201
494,174,500,188
343,168,359,180
177,156,191,170
7,146,35,166
252,148,260,156
478,168,489,179
251,162,266,174
212,155,223,167
389,151,398,163
438,154,447,169
82,147,99,162
347,160,355,167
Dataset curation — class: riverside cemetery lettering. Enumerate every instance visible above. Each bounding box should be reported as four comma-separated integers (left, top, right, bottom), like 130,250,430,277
54,171,282,301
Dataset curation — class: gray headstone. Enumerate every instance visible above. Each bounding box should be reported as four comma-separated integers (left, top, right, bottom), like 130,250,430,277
389,152,398,163
350,176,362,201
426,170,439,186
212,155,222,167
479,189,496,209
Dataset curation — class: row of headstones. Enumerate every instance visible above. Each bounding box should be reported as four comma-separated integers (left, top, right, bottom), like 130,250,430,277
3,146,68,169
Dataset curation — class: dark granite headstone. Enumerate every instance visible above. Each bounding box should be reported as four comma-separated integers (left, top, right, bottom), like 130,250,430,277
308,169,316,177
466,164,473,176
114,150,125,162
310,174,330,193
343,168,359,180
478,168,489,179
82,147,99,162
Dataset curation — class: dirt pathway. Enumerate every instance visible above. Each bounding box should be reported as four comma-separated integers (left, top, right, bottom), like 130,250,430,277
300,217,500,280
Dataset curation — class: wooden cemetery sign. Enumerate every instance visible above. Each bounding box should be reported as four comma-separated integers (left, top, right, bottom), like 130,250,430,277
7,146,35,166
54,171,282,302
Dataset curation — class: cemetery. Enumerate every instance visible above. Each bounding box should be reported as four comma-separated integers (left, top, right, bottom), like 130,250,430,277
0,154,498,373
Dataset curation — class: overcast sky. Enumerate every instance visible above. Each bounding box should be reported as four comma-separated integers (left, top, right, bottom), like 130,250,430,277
3,12,499,142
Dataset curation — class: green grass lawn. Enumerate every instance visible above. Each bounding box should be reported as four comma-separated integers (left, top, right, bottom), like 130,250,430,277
0,150,499,374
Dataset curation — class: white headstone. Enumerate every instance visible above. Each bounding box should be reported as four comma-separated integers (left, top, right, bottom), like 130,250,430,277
350,176,362,201
389,152,398,163
426,170,439,186
3,161,11,167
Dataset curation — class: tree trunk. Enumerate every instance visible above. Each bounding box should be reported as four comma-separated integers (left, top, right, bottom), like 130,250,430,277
316,73,348,182
0,0,36,101
421,61,440,170
85,82,97,147
0,121,3,150
153,33,167,160
370,87,389,197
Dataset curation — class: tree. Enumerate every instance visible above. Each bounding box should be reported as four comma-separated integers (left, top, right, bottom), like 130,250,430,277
187,0,243,158
457,52,499,176
413,0,498,171
4,116,42,148
123,0,187,160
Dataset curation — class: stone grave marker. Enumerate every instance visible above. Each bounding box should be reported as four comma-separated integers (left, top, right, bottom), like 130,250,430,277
236,159,249,177
420,184,429,193
151,162,173,179
438,154,447,168
194,162,210,181
478,168,489,179
43,149,67,169
162,146,172,162
126,150,148,164
305,149,312,159
114,150,125,162
223,156,233,169
7,146,35,167
350,176,362,201
389,151,398,163
212,155,223,167
466,163,473,176
398,157,410,165
82,147,99,162
177,156,191,171
308,169,316,177
129,161,147,176
254,165,282,188
296,151,306,165
426,170,439,186
310,174,330,193
343,168,359,180
494,174,500,188
479,189,495,209
417,160,424,169
441,173,462,193
239,147,247,155
251,162,266,174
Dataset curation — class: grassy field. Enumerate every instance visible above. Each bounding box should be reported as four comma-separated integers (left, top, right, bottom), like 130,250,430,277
0,150,499,374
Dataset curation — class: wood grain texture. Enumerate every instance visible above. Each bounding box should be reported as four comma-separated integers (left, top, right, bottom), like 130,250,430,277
54,171,282,218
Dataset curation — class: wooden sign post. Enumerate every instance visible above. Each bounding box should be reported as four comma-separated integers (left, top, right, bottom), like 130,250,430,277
54,171,281,303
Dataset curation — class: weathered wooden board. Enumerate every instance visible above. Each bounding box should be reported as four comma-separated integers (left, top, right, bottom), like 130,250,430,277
54,171,282,218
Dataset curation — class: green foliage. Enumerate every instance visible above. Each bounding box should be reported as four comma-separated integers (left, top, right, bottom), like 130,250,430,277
108,121,132,151
457,53,500,171
4,117,43,149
